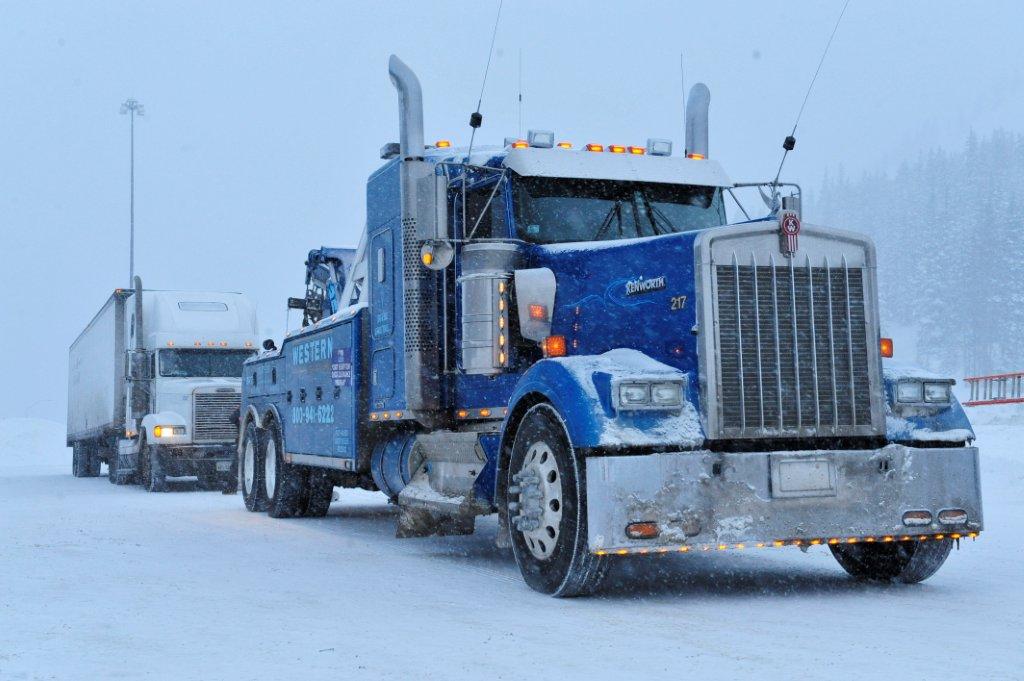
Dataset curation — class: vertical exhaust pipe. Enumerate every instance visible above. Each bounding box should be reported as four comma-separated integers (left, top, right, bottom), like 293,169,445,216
387,55,441,419
685,83,710,159
133,275,144,352
388,55,425,162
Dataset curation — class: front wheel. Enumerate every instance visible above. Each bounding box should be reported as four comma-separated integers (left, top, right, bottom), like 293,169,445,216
506,404,609,597
830,539,953,583
139,441,168,492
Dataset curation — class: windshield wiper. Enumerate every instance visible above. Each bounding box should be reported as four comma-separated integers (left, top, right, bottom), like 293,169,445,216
638,191,675,236
592,199,623,241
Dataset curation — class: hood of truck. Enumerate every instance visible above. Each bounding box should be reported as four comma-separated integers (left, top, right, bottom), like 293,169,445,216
527,230,702,378
152,377,241,417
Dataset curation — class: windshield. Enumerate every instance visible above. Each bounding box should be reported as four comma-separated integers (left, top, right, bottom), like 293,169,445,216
159,349,256,378
512,177,726,245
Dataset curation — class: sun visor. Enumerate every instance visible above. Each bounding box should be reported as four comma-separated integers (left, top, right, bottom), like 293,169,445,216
502,147,732,188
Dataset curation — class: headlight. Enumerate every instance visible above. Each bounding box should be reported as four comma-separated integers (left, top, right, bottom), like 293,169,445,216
896,381,924,403
650,382,683,406
153,425,186,438
618,383,650,406
923,382,951,403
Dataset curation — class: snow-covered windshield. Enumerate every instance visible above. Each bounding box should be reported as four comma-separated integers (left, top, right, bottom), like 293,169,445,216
512,177,726,244
159,349,255,378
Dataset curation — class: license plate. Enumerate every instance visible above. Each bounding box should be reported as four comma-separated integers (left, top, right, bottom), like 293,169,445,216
770,456,837,498
215,461,232,472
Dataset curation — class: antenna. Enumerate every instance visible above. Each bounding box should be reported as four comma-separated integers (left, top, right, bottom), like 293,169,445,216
518,48,523,138
466,0,504,159
770,0,851,206
679,53,685,129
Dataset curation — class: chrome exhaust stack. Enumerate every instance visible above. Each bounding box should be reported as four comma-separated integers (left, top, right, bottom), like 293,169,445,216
685,83,710,159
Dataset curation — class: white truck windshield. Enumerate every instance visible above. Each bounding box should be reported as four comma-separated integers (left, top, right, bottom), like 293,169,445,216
512,177,726,245
159,349,255,378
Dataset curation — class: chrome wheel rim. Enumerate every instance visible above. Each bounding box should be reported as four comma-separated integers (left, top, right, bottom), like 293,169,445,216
510,441,563,560
264,437,277,500
243,438,255,495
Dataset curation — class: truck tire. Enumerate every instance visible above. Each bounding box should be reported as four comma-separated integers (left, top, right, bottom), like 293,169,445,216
506,404,609,597
139,441,168,492
830,539,953,583
240,422,268,512
265,422,303,518
298,469,334,518
72,443,101,478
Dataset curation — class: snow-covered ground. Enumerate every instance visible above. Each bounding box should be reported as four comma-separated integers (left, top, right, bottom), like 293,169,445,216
1,416,1020,680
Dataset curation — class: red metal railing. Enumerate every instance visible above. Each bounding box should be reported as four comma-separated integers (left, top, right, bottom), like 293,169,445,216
964,372,1024,406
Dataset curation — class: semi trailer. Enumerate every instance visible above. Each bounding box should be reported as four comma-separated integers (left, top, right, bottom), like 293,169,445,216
68,278,258,492
238,56,983,596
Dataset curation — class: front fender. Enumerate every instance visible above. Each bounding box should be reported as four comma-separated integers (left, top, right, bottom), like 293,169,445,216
504,349,704,450
141,411,190,446
883,362,975,443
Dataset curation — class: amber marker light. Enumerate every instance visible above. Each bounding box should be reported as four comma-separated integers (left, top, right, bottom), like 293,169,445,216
556,141,572,149
625,522,660,540
479,408,492,418
543,335,567,357
686,152,706,160
435,139,452,148
585,143,604,152
529,304,548,320
511,140,528,149
627,146,645,155
608,144,626,154
880,337,894,358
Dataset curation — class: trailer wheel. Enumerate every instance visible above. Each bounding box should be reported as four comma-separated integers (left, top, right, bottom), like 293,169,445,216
506,404,609,597
240,422,268,512
139,441,168,492
830,539,953,584
298,469,334,518
72,443,100,478
265,422,303,518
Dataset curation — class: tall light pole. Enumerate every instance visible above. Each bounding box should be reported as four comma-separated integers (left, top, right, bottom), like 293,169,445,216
120,98,144,286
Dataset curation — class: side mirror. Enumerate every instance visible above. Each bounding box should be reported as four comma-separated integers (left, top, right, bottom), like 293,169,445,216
128,350,151,381
262,339,277,352
287,297,306,310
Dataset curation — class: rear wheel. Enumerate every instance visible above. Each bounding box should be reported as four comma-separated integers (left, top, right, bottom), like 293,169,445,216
72,443,100,477
506,404,609,597
240,422,267,512
298,469,334,517
830,539,953,583
265,422,304,518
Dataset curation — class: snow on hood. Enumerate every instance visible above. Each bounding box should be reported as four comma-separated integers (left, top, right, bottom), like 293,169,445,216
882,360,952,382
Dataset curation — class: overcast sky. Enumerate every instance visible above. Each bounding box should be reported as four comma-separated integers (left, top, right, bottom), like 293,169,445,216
2,0,1022,421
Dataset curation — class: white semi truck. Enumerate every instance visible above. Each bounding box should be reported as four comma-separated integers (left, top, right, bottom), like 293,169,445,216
67,277,258,492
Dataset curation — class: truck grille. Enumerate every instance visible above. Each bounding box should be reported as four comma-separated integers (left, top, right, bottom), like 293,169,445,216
714,255,873,437
193,392,240,443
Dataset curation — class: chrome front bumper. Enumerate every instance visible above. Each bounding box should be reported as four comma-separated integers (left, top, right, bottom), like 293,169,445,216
585,445,983,553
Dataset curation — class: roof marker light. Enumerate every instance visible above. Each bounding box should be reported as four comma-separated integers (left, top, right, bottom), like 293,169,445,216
556,141,572,149
435,139,452,148
686,152,706,160
608,144,626,154
585,143,604,152
527,129,554,148
627,146,645,155
646,138,672,156
510,139,528,149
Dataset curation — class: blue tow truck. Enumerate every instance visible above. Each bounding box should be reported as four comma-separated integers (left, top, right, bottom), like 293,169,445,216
238,56,983,596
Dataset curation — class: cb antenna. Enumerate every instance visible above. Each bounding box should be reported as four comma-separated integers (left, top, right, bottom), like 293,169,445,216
770,0,851,207
518,48,523,138
466,0,504,159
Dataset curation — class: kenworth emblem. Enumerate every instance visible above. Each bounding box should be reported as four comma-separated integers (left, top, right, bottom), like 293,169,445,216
779,209,801,256
625,275,667,296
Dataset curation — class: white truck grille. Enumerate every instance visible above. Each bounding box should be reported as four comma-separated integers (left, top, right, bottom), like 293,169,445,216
193,391,240,443
713,254,878,438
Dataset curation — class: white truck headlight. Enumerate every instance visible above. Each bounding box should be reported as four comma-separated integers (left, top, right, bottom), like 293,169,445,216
923,382,952,403
896,381,924,403
650,382,683,406
153,425,186,438
619,383,650,406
